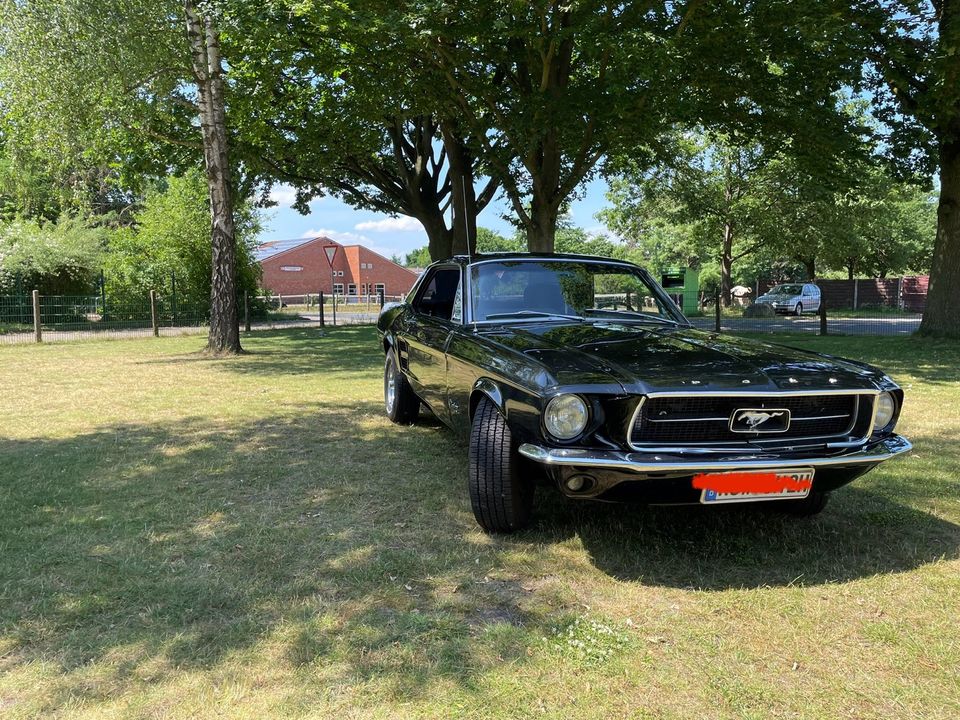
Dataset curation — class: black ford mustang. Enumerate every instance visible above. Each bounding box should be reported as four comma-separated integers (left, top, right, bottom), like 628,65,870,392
377,253,911,533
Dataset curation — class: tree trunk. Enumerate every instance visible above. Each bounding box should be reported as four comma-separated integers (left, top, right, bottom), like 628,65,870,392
803,257,816,280
441,124,478,257
847,262,855,281
526,192,558,253
919,137,960,337
720,222,734,307
185,1,240,354
421,214,453,263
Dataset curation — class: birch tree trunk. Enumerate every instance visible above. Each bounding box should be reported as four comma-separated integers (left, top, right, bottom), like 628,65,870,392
185,0,241,354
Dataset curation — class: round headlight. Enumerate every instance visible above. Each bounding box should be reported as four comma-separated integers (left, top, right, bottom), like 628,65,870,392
873,391,896,430
544,394,589,440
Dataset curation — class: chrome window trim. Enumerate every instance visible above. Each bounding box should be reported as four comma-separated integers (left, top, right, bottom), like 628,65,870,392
627,390,871,452
464,256,689,327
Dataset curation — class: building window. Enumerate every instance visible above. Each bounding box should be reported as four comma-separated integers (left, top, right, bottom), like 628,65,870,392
333,283,344,295
374,283,385,296
360,283,368,295
347,283,357,295
336,270,344,277
368,263,374,270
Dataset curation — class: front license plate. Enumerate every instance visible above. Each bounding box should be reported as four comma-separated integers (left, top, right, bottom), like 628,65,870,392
695,468,814,504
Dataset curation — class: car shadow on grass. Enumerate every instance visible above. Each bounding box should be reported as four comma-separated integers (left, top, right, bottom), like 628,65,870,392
519,481,960,590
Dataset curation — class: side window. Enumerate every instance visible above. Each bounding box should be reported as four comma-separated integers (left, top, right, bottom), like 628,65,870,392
413,267,461,321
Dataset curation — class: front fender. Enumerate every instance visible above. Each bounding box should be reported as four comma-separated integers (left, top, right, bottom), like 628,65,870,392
470,378,505,418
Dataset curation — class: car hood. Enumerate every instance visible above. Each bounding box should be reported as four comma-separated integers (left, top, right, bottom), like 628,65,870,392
477,321,885,394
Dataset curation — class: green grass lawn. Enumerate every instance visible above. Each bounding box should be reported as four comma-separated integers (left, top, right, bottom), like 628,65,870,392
1,327,958,719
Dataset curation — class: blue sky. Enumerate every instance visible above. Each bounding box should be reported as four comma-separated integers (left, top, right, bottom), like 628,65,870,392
258,176,613,260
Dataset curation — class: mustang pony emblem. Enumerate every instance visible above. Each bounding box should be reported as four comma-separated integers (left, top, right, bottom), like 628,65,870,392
737,410,786,428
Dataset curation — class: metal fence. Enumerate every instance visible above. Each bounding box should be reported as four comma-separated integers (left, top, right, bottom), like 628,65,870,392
0,292,210,345
0,290,403,346
0,286,927,347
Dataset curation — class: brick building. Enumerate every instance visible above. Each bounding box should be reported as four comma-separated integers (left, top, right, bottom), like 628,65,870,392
256,236,420,299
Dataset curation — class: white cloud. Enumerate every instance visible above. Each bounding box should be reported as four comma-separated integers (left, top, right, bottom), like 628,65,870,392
300,228,373,245
269,183,298,207
355,217,424,233
269,183,326,209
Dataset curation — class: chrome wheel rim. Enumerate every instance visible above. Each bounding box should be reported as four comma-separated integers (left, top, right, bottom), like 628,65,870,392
385,360,397,413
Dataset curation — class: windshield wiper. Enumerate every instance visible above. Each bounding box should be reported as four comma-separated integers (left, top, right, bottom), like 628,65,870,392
483,310,585,322
582,308,679,325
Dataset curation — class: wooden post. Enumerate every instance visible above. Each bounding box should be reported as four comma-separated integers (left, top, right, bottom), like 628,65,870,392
714,288,721,333
319,291,325,327
819,298,828,336
150,290,159,337
32,289,42,343
244,291,251,332
379,288,385,308
852,278,859,310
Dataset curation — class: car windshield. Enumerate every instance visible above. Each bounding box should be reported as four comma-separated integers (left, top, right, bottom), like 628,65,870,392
770,284,803,295
470,260,685,324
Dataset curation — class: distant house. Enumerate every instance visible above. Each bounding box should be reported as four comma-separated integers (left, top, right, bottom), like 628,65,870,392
255,236,420,299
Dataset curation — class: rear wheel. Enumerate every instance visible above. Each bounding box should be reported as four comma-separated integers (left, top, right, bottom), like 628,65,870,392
384,347,420,424
468,397,535,533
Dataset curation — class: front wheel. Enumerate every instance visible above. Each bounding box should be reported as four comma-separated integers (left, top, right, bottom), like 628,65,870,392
384,347,420,424
794,302,803,316
468,397,534,533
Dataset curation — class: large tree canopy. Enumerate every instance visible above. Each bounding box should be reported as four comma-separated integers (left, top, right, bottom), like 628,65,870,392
851,0,960,335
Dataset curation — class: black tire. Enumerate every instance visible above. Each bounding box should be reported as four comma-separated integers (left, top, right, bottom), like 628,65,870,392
794,302,803,316
769,491,829,517
384,347,420,424
468,397,535,533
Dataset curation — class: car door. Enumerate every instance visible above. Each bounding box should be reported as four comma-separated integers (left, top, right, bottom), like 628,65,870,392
804,284,821,312
402,265,461,419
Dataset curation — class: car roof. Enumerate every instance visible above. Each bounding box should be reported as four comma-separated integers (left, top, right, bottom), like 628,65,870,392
435,252,638,267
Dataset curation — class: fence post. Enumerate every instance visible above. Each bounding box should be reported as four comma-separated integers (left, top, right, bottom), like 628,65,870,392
319,291,325,327
98,270,107,324
853,278,859,310
244,291,251,332
714,288,721,333
32,289,42,343
819,299,828,336
150,290,159,337
171,271,178,324
379,288,385,309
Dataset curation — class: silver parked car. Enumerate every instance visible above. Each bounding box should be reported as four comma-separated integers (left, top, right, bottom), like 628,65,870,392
755,283,821,315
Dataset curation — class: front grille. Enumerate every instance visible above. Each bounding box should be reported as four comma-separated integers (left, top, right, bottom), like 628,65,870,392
631,394,861,446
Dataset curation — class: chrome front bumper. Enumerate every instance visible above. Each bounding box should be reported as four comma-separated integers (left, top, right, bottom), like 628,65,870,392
518,434,912,475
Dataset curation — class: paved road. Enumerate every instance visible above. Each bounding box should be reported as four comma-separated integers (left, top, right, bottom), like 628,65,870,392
689,315,922,336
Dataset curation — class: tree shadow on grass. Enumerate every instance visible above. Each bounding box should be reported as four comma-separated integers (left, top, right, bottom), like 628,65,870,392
0,403,540,711
2,397,958,712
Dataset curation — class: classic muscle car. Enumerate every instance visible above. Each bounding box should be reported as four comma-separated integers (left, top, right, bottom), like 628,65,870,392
377,253,910,533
